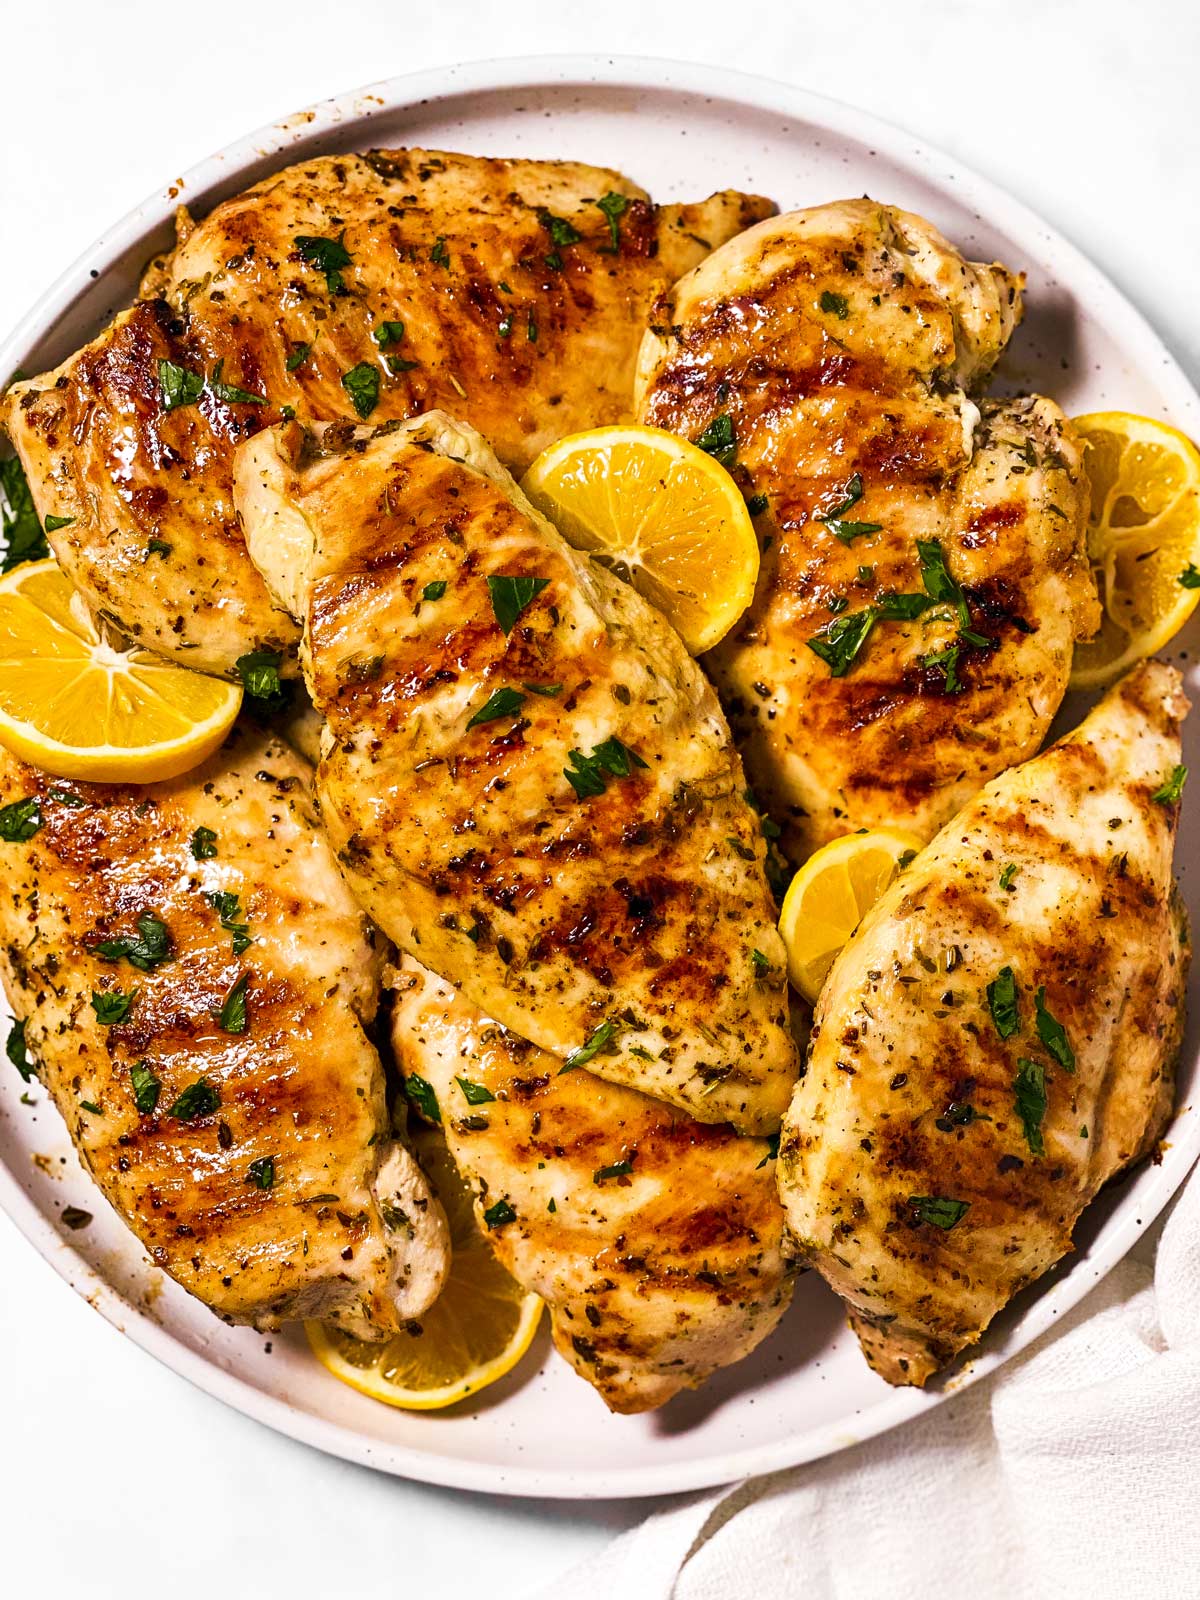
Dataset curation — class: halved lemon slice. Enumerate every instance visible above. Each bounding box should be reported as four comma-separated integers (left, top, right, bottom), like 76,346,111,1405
1069,412,1200,690
0,559,242,781
520,424,760,654
779,828,924,1004
307,1134,543,1411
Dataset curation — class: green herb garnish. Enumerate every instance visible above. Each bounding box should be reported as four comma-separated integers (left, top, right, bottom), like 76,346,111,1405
44,514,75,532
820,290,849,319
0,796,42,841
987,965,1020,1039
563,737,647,800
285,342,312,371
456,1077,496,1106
695,413,736,467
91,989,135,1025
157,359,204,412
247,1156,275,1190
1034,987,1075,1073
234,649,287,712
1152,765,1188,806
1,456,48,570
206,890,251,955
6,1020,34,1083
487,573,550,635
594,192,630,252
422,580,447,602
594,1158,634,1183
430,236,450,269
341,362,380,419
466,686,526,729
168,1077,220,1121
483,1198,516,1229
560,1018,618,1073
908,1194,969,1230
405,1073,441,1124
1014,1058,1047,1155
294,233,352,293
95,914,172,971
190,826,218,860
1180,563,1200,590
129,1059,161,1115
209,360,264,406
215,972,250,1034
999,862,1019,891
373,321,406,348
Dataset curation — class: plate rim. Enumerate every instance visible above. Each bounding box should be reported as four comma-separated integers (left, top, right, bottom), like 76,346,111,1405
0,51,1197,1501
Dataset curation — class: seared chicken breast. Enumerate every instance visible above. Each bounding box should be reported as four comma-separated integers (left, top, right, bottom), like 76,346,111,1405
0,727,448,1336
778,661,1189,1385
636,200,1098,859
2,149,772,675
236,411,798,1133
391,957,792,1412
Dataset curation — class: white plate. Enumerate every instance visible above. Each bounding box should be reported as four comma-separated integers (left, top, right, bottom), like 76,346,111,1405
1,55,1198,1501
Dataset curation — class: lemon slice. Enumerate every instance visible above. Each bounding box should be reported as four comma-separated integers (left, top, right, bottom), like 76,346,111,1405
1069,411,1200,690
520,424,760,654
779,828,924,1004
0,559,242,781
307,1134,543,1411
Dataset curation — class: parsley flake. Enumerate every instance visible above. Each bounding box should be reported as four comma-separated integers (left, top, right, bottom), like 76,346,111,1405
487,573,550,635
987,965,1020,1039
456,1076,496,1106
1014,1058,1048,1156
190,826,218,860
168,1077,220,1122
44,514,75,532
6,1020,35,1083
466,686,526,729
0,796,42,841
405,1073,441,1124
1180,563,1200,590
209,360,264,405
95,914,172,971
561,1018,618,1073
695,413,737,467
594,192,630,252
1,456,49,570
422,580,448,602
594,1158,634,1183
91,989,135,1025
157,359,204,412
1034,986,1075,1073
820,290,850,319
341,362,380,419
294,233,352,293
563,737,648,800
483,1198,516,1229
215,972,251,1034
1152,765,1188,806
908,1194,969,1230
206,890,252,955
235,650,288,712
286,342,312,372
247,1156,275,1191
129,1059,161,1115
431,236,450,269
373,321,406,348
999,862,1019,891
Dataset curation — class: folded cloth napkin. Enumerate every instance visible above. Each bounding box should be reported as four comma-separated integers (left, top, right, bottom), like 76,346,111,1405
539,1160,1200,1600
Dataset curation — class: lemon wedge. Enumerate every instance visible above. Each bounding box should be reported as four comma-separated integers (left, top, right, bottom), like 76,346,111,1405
1069,411,1200,690
0,559,242,781
520,423,760,654
779,828,925,1004
307,1133,543,1411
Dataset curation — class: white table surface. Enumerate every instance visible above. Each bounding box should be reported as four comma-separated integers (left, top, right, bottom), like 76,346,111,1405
1,3,1197,1595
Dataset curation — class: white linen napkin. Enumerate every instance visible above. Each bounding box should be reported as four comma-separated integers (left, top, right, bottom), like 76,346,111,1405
539,1160,1200,1600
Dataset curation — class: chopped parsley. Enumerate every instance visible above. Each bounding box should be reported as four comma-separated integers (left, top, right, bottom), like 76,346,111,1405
215,972,251,1034
594,1158,634,1183
695,413,737,467
750,948,772,977
917,538,971,630
756,1130,781,1169
594,191,630,252
999,862,1019,891
405,1072,441,1124
6,1019,35,1083
497,313,514,339
373,321,406,348
1,456,49,569
921,642,964,694
1152,765,1188,806
746,493,769,516
146,539,171,559
247,1156,275,1191
466,686,526,729
820,289,850,319
563,736,647,800
0,796,42,841
168,1077,220,1121
487,573,550,635
819,473,881,544
95,914,172,971
987,965,1020,1039
129,1059,161,1115
90,989,135,1025
422,580,448,602
537,209,583,258
285,342,312,371
47,788,84,808
430,236,450,269
190,825,218,860
206,890,252,955
341,362,380,419
294,233,352,293
209,360,264,405
560,1018,618,1073
157,359,205,412
1180,563,1200,590
456,1076,496,1105
522,681,562,697
807,592,935,676
1034,986,1075,1073
235,650,288,713
44,514,75,532
526,311,538,343
80,1100,102,1116
1014,1058,1047,1156
483,1198,516,1229
907,1194,969,1230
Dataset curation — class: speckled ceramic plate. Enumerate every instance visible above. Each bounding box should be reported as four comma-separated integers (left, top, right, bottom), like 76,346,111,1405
1,55,1197,1500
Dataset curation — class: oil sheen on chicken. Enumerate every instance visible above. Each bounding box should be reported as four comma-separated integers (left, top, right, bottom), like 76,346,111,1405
391,957,792,1412
235,411,798,1133
1,149,773,675
0,727,449,1336
777,662,1189,1384
636,199,1099,860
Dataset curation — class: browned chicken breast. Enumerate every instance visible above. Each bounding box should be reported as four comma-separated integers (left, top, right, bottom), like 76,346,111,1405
636,199,1099,860
778,661,1189,1385
235,411,798,1133
1,149,772,676
0,726,449,1336
390,957,792,1412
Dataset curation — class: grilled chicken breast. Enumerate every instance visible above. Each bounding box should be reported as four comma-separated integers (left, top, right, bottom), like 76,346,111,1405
636,199,1099,860
2,149,773,676
0,726,449,1336
236,411,798,1133
391,957,791,1412
778,661,1189,1385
